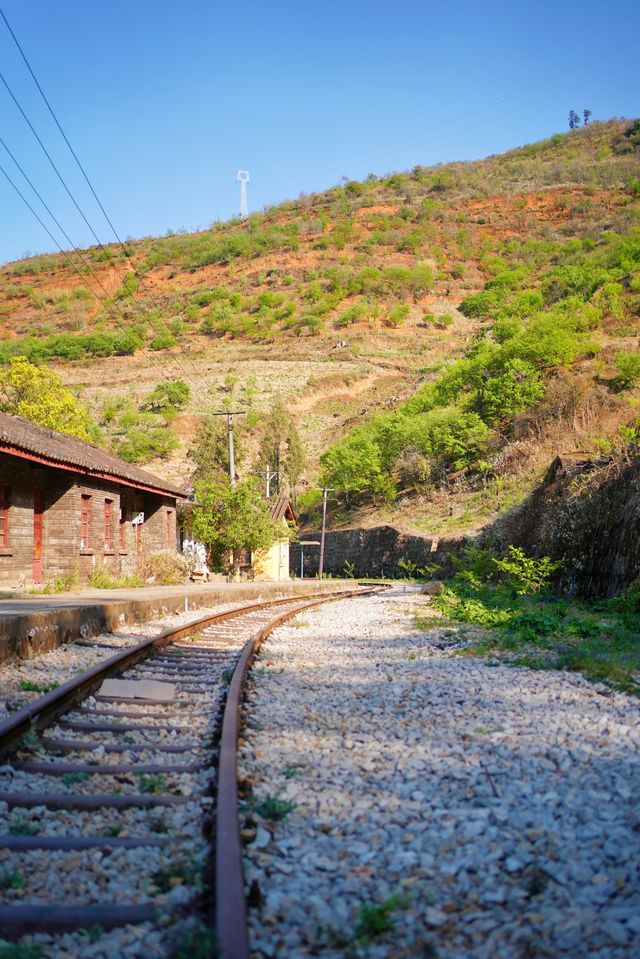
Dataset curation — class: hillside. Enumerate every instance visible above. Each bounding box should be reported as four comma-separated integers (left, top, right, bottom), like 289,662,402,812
0,118,639,536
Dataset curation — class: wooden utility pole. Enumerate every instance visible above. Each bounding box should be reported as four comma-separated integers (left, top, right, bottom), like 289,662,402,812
315,487,334,580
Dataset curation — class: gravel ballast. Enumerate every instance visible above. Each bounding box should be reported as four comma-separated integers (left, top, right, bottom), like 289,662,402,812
240,587,640,959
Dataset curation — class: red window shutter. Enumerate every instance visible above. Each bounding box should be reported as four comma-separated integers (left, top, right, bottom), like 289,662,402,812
0,485,9,547
80,495,91,548
104,499,113,550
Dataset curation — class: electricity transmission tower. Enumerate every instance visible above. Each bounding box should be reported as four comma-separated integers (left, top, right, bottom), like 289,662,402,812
236,169,250,219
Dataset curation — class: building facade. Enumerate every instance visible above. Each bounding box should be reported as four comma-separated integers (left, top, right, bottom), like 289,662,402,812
0,412,184,587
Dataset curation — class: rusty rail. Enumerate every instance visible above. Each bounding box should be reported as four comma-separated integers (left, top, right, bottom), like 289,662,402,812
215,586,382,959
0,588,356,758
0,583,385,951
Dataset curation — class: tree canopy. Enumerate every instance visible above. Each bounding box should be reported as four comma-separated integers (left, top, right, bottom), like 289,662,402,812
0,356,100,442
192,471,282,570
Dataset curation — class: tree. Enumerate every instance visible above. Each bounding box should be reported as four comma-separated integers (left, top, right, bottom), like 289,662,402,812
0,356,99,442
189,415,246,483
192,471,281,571
583,109,592,126
568,110,581,130
113,412,179,463
257,396,306,497
143,380,191,414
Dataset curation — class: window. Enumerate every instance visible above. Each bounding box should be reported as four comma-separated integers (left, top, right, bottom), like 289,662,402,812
104,499,113,550
119,503,126,551
80,495,91,548
0,485,9,547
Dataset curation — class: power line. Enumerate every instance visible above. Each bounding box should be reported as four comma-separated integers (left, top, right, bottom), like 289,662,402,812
0,151,198,392
0,5,132,261
0,64,207,391
0,137,202,390
257,35,640,189
0,6,210,394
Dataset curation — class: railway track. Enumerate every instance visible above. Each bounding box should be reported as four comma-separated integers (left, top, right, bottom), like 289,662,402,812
0,586,377,958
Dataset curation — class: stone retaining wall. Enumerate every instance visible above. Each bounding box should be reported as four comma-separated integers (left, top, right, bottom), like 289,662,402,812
291,525,467,579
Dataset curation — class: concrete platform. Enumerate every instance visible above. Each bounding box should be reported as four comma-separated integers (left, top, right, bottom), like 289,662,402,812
0,580,348,664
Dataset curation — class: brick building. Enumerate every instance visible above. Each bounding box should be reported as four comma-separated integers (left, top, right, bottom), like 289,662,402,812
0,412,184,586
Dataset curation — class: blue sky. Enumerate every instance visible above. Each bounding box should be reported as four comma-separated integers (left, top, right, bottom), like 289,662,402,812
0,0,638,265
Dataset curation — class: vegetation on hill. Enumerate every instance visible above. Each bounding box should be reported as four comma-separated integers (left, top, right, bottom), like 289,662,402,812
319,225,640,503
0,118,638,533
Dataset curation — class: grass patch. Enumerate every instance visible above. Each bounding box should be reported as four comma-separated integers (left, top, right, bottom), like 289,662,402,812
427,579,640,695
19,679,59,694
250,792,296,822
62,771,88,786
89,567,144,589
0,869,24,891
152,860,203,893
9,817,39,836
0,947,43,959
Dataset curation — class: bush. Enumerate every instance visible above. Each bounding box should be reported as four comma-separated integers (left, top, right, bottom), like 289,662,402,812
114,414,180,463
614,350,640,388
143,550,191,585
149,332,177,351
492,546,561,595
144,381,191,412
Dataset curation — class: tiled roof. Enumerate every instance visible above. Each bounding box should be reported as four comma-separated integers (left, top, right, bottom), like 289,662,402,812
0,411,183,497
268,496,297,525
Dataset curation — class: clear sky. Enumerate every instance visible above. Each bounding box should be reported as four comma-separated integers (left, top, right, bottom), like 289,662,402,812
0,0,638,265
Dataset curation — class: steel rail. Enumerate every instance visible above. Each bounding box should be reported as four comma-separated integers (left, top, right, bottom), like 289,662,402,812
0,588,356,758
215,585,383,959
0,583,386,949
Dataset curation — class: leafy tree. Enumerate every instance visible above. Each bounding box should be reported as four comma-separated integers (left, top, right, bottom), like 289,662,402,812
192,472,281,570
568,110,581,130
478,359,545,424
113,412,179,463
143,380,191,413
583,109,592,126
0,356,99,442
320,431,394,503
614,350,640,389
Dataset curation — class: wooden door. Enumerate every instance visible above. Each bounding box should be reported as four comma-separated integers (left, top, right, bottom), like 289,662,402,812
33,489,43,583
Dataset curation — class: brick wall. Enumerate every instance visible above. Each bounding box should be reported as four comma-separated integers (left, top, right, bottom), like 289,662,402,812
0,452,178,587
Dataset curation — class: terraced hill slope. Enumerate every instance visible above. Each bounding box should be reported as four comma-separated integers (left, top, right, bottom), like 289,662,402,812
1,118,639,534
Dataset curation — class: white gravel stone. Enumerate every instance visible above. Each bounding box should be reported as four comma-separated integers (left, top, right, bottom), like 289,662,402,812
240,587,640,959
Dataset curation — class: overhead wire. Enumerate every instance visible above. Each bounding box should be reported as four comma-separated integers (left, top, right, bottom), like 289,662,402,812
0,68,208,393
0,147,200,393
0,4,211,395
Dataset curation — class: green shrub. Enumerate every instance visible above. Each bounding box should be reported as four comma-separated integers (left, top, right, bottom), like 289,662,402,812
492,546,561,594
149,332,177,351
615,350,640,388
144,380,191,412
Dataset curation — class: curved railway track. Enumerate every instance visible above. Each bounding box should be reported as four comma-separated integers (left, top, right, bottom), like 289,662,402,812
0,586,379,958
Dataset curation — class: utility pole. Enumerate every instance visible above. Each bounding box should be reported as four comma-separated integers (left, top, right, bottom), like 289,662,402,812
315,487,334,580
208,411,246,484
256,463,278,498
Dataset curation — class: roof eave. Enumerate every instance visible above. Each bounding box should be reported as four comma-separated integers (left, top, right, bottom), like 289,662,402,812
0,442,186,499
